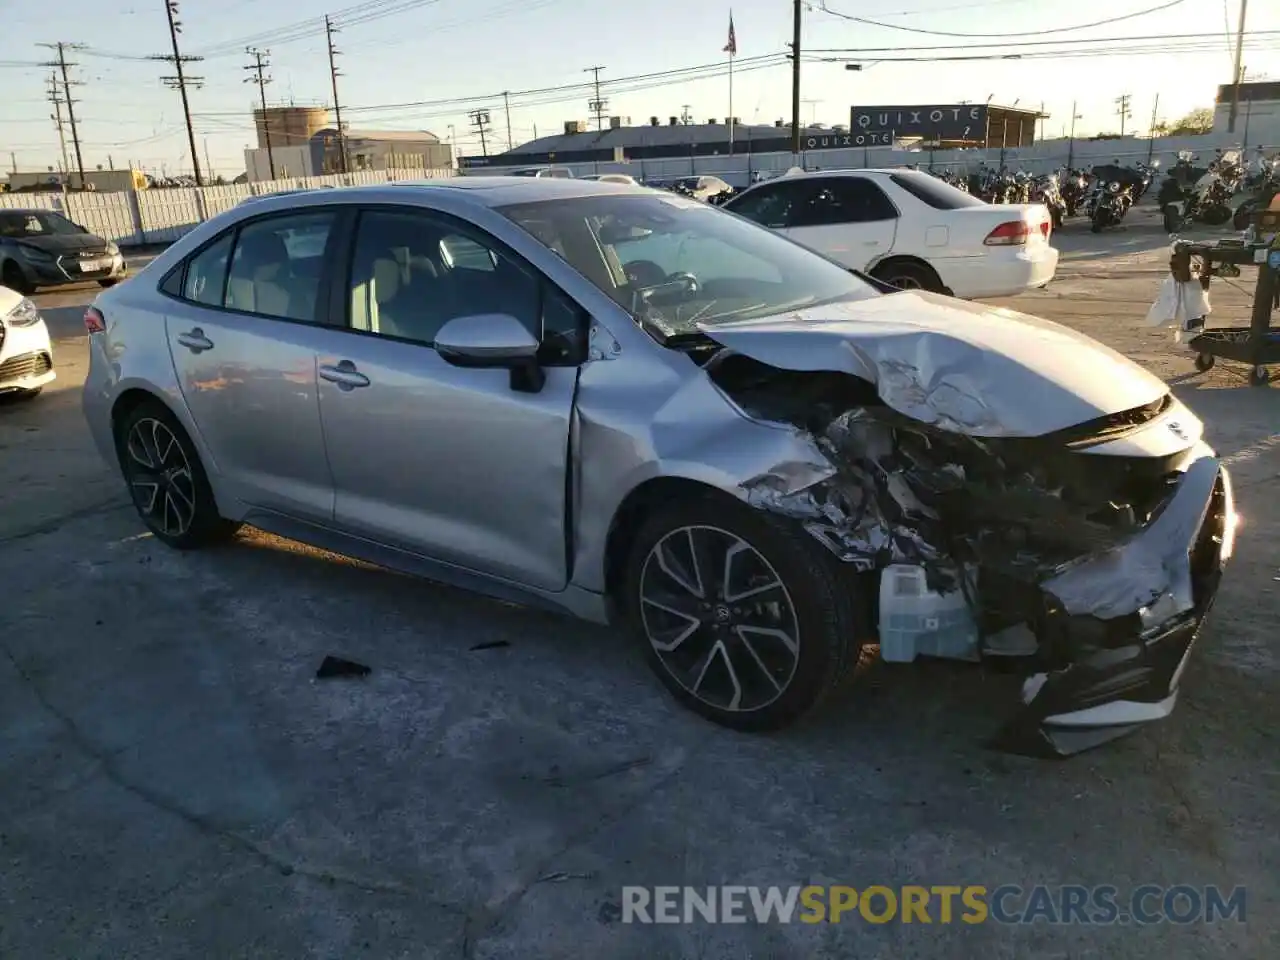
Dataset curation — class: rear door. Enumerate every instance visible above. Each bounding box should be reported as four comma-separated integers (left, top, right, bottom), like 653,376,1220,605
162,210,338,519
777,177,898,270
310,206,581,591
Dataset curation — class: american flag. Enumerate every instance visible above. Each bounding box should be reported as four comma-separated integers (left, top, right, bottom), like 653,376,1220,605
723,13,737,56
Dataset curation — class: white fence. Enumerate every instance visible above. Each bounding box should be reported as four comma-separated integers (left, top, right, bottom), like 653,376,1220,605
504,133,1280,187
0,167,455,247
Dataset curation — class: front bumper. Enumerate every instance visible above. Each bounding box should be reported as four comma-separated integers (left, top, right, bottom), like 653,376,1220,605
21,252,126,287
0,317,56,393
993,456,1234,757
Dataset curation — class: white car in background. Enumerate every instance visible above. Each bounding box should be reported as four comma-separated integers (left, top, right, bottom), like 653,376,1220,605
0,285,55,400
724,168,1058,299
579,173,641,186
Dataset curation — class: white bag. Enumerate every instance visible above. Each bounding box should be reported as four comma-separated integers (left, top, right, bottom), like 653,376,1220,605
1145,275,1211,329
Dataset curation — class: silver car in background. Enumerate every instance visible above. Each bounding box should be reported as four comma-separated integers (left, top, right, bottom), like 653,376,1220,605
81,178,1234,756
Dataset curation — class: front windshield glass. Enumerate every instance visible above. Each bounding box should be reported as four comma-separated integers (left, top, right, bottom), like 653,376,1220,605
37,213,84,235
496,193,878,342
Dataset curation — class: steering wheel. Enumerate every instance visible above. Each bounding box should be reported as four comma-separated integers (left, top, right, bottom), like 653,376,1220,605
623,259,667,287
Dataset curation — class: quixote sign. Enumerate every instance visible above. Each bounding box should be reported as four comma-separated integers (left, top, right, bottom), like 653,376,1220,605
803,129,894,150
851,104,988,142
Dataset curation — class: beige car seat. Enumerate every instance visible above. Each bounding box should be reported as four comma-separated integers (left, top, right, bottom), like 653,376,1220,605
225,229,294,317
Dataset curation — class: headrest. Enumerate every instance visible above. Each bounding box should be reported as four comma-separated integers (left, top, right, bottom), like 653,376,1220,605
236,229,289,271
372,258,400,304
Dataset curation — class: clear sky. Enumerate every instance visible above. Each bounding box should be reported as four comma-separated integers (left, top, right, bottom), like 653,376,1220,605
1,0,1277,177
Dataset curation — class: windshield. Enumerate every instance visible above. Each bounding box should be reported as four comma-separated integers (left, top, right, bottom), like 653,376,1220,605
0,211,84,237
496,193,878,342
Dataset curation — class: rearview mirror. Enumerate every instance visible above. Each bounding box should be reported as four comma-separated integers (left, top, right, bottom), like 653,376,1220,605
434,313,539,366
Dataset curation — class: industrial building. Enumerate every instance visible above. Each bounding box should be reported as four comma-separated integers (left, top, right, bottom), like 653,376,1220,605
1213,80,1280,145
2,168,148,192
460,104,1045,170
244,105,452,181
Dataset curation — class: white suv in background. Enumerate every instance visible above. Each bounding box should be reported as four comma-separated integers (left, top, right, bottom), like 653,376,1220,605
724,168,1058,299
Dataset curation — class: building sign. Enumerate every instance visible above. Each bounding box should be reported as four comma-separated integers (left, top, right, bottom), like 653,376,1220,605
802,129,894,150
851,104,988,142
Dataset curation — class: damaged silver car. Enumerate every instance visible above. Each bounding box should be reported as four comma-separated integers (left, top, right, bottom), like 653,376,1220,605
81,178,1236,757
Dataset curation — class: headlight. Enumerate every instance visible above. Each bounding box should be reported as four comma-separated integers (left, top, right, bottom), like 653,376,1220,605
106,242,120,256
1109,182,1121,193
5,296,42,328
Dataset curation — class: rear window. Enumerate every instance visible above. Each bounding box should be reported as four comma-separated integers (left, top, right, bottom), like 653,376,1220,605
889,171,986,210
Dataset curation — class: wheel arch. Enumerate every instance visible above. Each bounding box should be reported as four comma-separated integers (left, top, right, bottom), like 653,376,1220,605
603,475,739,618
868,254,945,292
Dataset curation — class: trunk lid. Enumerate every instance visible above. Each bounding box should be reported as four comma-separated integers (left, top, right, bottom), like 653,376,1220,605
698,291,1168,438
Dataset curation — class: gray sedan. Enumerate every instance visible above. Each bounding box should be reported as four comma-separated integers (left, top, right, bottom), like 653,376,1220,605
80,177,1234,755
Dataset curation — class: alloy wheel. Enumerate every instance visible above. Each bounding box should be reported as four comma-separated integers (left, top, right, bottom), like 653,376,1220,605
124,417,196,538
638,525,801,712
888,274,923,290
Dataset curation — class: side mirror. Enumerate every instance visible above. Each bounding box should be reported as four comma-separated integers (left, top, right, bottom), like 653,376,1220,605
434,313,538,366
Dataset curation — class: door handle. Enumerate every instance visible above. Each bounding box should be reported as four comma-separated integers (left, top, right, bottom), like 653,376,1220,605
319,360,370,390
176,328,213,353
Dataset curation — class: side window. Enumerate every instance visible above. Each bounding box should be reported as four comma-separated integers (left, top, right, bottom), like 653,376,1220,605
224,212,334,322
182,232,233,306
346,209,540,346
726,185,789,226
828,178,898,223
540,286,586,366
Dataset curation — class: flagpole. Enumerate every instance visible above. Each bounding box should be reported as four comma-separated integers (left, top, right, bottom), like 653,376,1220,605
728,48,735,157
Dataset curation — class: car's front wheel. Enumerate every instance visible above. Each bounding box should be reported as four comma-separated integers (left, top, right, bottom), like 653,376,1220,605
114,400,241,549
623,495,867,731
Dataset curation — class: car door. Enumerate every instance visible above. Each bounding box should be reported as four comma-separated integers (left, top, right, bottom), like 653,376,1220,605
162,210,338,519
311,206,580,591
776,177,899,270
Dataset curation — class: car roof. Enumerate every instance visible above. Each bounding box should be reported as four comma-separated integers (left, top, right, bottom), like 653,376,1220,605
384,176,650,205
0,208,54,216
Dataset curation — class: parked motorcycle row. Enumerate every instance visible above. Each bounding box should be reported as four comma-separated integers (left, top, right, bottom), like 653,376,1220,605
933,162,1159,232
1157,149,1280,234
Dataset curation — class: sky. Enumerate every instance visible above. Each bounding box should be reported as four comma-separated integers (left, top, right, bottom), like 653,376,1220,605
0,0,1277,177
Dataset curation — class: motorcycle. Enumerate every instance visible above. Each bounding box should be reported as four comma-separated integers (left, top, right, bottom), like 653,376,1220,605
1058,168,1090,217
1030,173,1067,229
1090,180,1134,232
1231,155,1280,230
1162,163,1238,232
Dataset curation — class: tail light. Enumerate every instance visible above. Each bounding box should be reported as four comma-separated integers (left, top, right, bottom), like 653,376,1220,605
1039,219,1052,238
84,306,106,334
984,221,1031,246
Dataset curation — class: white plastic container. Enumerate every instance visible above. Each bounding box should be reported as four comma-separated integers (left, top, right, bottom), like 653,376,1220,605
877,564,979,663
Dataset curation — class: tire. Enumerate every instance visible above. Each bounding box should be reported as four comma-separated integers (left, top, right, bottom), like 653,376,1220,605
1201,204,1232,227
97,278,120,288
1,260,33,295
870,259,945,294
1194,353,1215,372
1090,219,1103,234
1162,206,1181,233
622,493,868,732
1232,202,1256,232
1249,365,1270,387
113,399,240,549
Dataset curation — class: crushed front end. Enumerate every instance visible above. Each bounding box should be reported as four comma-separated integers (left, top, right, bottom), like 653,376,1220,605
709,353,1236,758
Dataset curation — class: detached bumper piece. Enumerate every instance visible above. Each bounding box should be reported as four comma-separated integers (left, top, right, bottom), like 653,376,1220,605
993,457,1234,758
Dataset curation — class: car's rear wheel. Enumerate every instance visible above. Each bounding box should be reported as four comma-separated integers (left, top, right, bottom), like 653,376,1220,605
2,261,32,295
623,495,867,731
97,278,120,288
871,259,944,293
114,400,240,549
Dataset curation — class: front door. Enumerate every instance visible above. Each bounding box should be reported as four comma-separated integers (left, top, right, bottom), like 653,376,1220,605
313,207,579,591
165,211,338,519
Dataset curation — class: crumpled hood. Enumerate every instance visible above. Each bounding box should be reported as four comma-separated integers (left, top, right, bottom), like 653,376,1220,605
698,291,1169,438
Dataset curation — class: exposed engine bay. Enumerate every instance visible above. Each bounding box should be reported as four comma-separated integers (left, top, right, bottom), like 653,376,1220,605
697,347,1234,757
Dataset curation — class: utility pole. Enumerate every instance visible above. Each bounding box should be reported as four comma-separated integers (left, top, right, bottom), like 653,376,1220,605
1228,0,1249,132
584,65,607,130
148,0,204,185
324,16,349,174
1147,93,1160,164
38,43,85,188
203,138,213,180
468,108,492,157
1114,93,1132,137
680,104,692,125
245,47,275,179
46,71,72,178
789,0,802,155
1066,101,1081,168
502,91,513,152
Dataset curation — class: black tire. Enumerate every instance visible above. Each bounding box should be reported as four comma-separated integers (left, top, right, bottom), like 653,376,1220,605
1194,353,1215,372
1090,219,1104,233
1249,365,1270,387
1,260,33,295
97,278,120,288
1232,202,1255,232
871,259,945,293
622,493,868,732
1162,206,1181,233
114,399,240,549
1201,204,1232,227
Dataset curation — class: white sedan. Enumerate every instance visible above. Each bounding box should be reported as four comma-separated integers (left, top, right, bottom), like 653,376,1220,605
724,168,1058,299
0,284,55,399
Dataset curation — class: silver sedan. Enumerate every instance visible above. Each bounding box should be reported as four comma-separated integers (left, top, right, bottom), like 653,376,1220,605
81,177,1234,755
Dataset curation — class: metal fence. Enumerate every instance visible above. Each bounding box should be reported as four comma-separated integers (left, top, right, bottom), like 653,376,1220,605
0,167,456,246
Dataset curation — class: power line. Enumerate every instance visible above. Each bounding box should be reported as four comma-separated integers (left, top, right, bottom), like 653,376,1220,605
148,0,204,185
325,15,350,173
816,0,1188,38
195,0,449,59
244,47,275,178
37,43,86,187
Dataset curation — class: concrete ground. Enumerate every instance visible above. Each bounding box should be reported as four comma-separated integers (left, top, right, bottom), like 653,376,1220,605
1,220,1277,959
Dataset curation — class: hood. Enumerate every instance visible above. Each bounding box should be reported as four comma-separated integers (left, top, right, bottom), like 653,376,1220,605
8,231,108,255
697,291,1169,438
